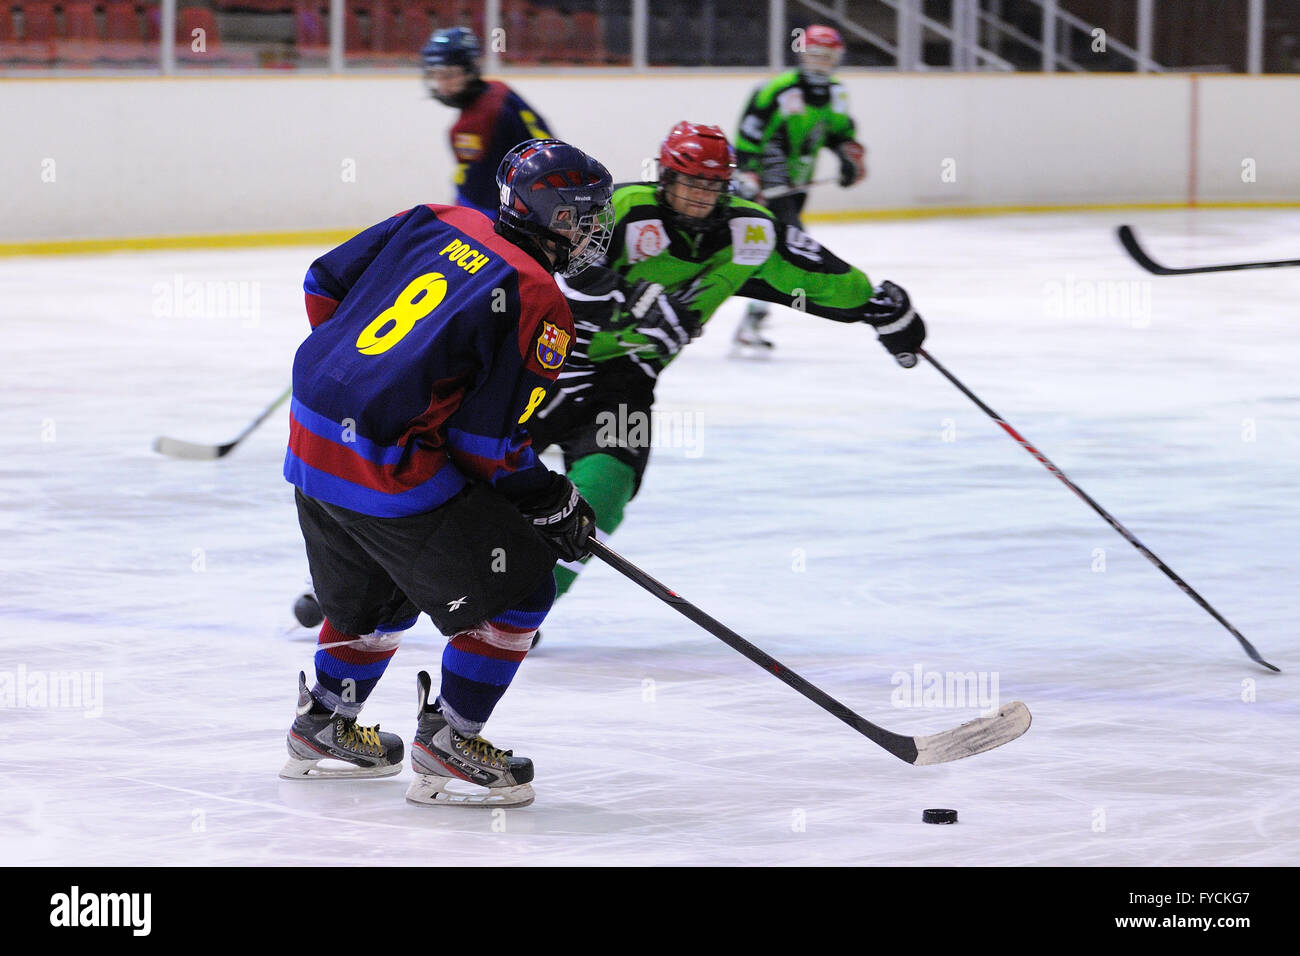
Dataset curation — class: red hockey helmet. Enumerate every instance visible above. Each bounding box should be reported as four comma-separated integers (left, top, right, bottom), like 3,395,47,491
657,122,736,232
801,24,845,79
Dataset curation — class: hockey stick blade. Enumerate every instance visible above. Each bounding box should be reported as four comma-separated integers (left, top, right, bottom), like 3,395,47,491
1118,225,1300,275
911,701,1032,766
152,387,291,461
152,436,231,460
588,539,1032,765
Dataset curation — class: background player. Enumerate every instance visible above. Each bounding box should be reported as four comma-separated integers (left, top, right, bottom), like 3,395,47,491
422,26,554,220
733,24,867,348
527,122,921,603
281,139,612,808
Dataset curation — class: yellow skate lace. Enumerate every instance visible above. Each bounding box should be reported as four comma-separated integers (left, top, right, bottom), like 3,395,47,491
337,719,383,756
456,734,511,770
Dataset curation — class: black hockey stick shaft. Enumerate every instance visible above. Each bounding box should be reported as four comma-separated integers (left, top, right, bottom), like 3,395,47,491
920,348,1278,672
154,386,292,459
1118,225,1300,275
586,538,922,761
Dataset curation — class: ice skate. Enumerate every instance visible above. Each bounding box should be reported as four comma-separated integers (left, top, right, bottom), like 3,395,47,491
280,671,404,779
732,303,774,351
406,671,535,808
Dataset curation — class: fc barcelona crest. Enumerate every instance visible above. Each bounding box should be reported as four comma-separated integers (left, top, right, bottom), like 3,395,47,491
537,322,571,369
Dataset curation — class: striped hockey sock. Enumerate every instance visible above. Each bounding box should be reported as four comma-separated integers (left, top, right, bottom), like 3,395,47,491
311,617,411,716
437,574,555,735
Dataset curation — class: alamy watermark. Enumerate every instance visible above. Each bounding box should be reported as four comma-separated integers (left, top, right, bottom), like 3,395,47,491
595,404,703,458
890,663,1000,716
151,273,261,327
1043,274,1152,327
0,665,103,718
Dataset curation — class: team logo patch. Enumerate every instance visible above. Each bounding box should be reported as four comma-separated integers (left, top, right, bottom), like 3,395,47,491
453,132,483,160
536,322,571,369
729,216,775,266
626,219,669,263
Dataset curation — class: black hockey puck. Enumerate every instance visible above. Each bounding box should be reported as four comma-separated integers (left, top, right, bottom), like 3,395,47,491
293,592,324,629
922,808,958,825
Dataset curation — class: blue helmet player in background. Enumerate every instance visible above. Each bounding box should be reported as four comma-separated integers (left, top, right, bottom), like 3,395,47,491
281,139,613,809
422,27,555,221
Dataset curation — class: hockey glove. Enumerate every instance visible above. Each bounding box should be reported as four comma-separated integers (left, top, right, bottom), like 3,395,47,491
735,170,763,201
627,280,702,359
837,141,867,187
515,473,596,563
863,280,925,368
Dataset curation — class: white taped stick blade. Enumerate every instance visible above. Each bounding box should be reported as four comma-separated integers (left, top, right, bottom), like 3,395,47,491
153,436,225,460
911,701,1032,766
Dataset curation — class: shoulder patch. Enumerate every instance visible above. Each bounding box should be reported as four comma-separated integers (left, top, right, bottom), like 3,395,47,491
729,217,775,266
777,86,805,117
625,219,670,263
831,84,850,114
536,321,571,370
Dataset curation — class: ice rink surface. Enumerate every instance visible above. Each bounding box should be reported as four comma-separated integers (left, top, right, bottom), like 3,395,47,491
3,209,1297,866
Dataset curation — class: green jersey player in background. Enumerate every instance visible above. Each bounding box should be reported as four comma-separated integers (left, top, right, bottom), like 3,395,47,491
733,23,867,350
527,122,921,609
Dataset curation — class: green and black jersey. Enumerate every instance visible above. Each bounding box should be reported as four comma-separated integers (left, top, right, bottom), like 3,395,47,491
555,183,875,393
735,70,856,190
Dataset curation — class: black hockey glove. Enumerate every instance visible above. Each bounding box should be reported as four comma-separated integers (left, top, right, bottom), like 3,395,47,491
515,473,596,563
837,141,867,187
626,280,702,359
862,280,925,368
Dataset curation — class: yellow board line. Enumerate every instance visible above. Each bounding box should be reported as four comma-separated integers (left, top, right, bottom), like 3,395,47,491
5,201,1300,257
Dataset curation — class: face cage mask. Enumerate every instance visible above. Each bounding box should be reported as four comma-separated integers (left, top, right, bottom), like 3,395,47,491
553,202,615,277
659,172,732,235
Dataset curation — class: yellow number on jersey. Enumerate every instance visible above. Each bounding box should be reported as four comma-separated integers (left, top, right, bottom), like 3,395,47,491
355,273,447,356
519,110,550,141
518,386,547,424
454,161,468,186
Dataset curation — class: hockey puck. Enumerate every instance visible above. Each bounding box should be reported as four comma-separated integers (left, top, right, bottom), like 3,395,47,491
922,808,958,825
293,592,324,629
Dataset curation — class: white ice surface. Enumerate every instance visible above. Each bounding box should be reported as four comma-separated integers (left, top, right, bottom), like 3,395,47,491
2,210,1298,866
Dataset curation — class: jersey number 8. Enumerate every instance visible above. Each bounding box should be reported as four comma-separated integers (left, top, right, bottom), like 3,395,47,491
355,273,448,356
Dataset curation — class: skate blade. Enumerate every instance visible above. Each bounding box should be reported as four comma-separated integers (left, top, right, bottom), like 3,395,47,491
405,774,535,808
279,757,403,780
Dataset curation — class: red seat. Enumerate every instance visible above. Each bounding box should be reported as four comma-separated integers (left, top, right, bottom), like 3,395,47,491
63,2,101,39
570,11,603,63
500,0,535,64
14,1,58,64
58,0,101,67
177,7,219,46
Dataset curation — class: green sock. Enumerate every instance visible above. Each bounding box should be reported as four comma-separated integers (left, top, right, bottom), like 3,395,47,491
554,453,637,597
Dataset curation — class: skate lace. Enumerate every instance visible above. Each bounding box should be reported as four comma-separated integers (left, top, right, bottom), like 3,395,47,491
456,734,511,770
338,719,382,756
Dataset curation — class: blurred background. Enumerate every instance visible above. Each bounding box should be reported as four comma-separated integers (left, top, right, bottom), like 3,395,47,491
2,1,1297,247
3,0,1300,73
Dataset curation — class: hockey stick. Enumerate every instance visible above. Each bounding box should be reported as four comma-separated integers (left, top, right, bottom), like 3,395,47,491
1117,225,1300,275
759,177,840,201
153,386,292,460
920,348,1279,672
587,538,1031,765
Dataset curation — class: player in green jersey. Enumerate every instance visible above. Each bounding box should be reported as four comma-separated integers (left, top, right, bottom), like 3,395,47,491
733,24,867,349
525,122,922,605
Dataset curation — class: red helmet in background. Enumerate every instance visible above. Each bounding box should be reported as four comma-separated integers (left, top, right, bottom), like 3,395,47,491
801,24,845,79
657,122,737,233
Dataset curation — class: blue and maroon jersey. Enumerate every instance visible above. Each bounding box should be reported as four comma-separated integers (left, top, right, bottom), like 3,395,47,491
285,204,572,517
450,80,552,219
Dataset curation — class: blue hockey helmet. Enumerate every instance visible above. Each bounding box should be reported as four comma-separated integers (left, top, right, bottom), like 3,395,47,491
422,27,482,105
496,139,615,277
422,26,480,69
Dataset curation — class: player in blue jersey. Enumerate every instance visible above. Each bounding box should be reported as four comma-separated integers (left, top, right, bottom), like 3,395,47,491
280,139,614,809
423,27,554,220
